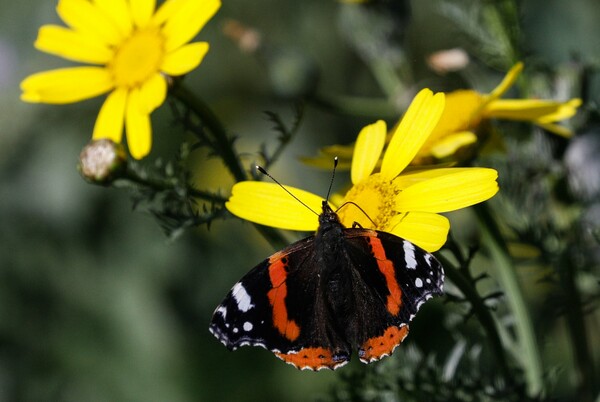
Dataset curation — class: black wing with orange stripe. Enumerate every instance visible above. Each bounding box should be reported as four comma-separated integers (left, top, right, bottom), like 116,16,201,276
209,232,356,370
342,229,444,362
209,235,314,349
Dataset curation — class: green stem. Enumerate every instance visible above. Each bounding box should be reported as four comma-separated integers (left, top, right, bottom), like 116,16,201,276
559,253,596,402
437,254,512,381
474,203,544,396
310,92,398,118
368,58,405,99
171,84,248,183
122,165,228,203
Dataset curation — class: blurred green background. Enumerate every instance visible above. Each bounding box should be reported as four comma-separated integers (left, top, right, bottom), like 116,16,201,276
1,0,599,401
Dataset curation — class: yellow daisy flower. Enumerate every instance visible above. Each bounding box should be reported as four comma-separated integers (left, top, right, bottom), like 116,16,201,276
227,89,499,252
20,0,221,159
307,62,581,167
417,62,582,162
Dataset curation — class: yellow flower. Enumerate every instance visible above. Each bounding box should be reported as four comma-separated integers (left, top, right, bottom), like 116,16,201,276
227,89,499,252
306,62,581,167
418,62,581,162
20,0,221,159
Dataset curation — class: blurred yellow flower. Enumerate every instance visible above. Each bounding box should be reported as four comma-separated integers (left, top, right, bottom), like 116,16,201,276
20,0,221,159
307,63,581,167
417,62,581,163
227,89,499,252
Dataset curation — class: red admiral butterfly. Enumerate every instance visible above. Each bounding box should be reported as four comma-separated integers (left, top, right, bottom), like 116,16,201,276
210,168,444,371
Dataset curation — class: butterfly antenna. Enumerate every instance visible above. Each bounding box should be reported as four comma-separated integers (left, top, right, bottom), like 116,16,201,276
256,166,319,216
325,157,338,203
336,201,378,227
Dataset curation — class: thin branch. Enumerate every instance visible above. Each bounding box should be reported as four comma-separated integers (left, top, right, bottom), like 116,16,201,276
170,83,248,182
120,164,228,204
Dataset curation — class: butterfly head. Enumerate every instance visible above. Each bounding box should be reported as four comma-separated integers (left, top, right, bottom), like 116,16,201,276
319,201,342,226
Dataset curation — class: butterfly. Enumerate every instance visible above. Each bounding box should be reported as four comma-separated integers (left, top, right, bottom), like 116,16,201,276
210,195,444,370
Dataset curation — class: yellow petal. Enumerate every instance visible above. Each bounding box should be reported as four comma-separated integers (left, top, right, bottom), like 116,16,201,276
431,90,484,135
92,0,133,37
125,88,152,159
387,212,449,252
484,98,581,122
20,67,113,104
57,0,122,46
130,0,156,28
381,89,445,180
486,62,523,102
351,120,386,184
301,143,354,170
395,168,499,213
429,131,478,159
393,167,473,190
226,182,323,231
320,143,356,160
151,0,186,26
301,153,353,170
35,25,113,64
329,193,345,209
161,42,209,76
162,0,221,52
138,73,166,112
535,122,574,138
93,88,127,143
535,98,582,123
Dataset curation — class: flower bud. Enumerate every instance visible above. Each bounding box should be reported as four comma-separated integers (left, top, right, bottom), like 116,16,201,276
78,139,127,184
427,48,470,75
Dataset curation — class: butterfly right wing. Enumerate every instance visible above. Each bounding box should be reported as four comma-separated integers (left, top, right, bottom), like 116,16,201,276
341,228,444,363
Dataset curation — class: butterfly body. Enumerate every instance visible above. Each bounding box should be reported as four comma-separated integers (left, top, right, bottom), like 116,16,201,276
210,202,444,370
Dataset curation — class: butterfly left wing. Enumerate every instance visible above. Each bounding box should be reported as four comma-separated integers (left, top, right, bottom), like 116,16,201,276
209,236,312,352
209,235,352,370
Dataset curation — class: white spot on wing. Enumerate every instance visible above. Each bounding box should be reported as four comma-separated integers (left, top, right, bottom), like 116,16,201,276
424,254,433,267
403,241,417,269
232,282,254,312
415,278,423,288
243,322,253,332
216,306,227,320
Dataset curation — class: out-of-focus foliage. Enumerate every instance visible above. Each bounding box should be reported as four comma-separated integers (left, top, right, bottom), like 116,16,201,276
1,0,599,401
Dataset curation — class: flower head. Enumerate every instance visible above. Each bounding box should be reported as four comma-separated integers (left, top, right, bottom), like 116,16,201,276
21,0,221,159
307,63,581,167
227,89,499,252
416,62,581,163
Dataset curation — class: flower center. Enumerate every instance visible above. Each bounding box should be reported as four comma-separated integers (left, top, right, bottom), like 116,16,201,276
109,28,165,88
338,173,397,230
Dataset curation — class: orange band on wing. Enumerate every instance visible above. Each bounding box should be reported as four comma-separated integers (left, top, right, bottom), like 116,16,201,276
275,347,347,370
267,257,300,341
359,325,409,363
368,237,403,316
